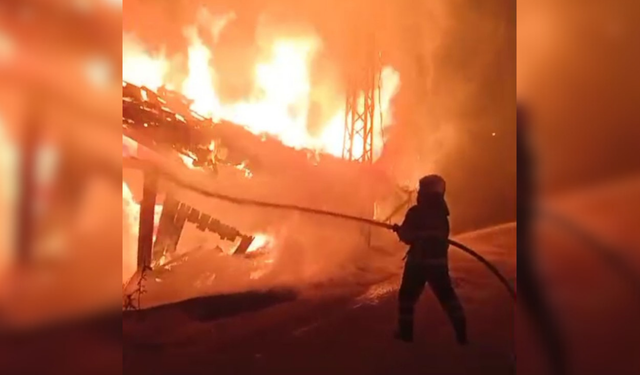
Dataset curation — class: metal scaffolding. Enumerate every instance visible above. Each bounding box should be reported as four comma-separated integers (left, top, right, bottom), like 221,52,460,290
342,41,381,163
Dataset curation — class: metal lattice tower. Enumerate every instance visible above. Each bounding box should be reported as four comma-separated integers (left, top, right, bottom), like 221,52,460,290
342,40,381,163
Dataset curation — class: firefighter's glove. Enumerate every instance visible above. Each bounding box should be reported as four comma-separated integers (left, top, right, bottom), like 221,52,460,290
391,224,401,233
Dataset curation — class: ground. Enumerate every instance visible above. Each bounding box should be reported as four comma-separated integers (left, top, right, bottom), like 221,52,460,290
1,178,639,375
122,224,515,375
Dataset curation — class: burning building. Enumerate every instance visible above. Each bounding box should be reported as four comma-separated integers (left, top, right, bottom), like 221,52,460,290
122,16,406,300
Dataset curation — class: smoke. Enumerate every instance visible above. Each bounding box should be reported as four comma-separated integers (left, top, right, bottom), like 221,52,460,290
123,0,516,230
378,0,516,230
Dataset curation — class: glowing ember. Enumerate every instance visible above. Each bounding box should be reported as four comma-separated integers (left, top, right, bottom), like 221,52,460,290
122,14,401,160
247,233,273,253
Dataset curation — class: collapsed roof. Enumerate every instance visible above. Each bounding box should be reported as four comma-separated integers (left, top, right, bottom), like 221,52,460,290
122,81,393,198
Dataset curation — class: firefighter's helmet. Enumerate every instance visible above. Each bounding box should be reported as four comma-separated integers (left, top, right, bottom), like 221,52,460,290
419,174,446,195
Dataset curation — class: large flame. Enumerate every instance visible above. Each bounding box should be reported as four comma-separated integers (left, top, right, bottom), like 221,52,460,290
122,14,400,160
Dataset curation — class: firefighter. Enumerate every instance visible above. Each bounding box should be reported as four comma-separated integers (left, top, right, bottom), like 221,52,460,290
392,174,467,344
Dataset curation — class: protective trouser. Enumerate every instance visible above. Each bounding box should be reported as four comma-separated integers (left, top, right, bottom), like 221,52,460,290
397,260,467,343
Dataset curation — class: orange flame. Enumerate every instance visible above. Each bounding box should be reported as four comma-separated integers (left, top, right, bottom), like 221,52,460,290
122,13,400,160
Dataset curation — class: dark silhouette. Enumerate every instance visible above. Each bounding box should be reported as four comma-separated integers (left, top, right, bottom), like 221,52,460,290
517,104,567,375
392,175,468,344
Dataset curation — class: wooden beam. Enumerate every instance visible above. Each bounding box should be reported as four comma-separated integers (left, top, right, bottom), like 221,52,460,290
151,195,184,264
233,235,255,256
137,170,157,269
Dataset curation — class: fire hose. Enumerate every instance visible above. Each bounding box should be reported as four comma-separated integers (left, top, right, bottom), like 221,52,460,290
161,173,638,303
134,160,639,305
150,166,517,302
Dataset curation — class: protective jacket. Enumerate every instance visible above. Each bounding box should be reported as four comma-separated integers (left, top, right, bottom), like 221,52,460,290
397,193,450,264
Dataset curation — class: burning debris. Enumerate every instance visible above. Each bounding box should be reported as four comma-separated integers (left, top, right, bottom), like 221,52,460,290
151,194,267,264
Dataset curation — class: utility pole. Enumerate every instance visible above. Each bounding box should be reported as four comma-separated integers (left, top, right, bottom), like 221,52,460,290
342,34,381,164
